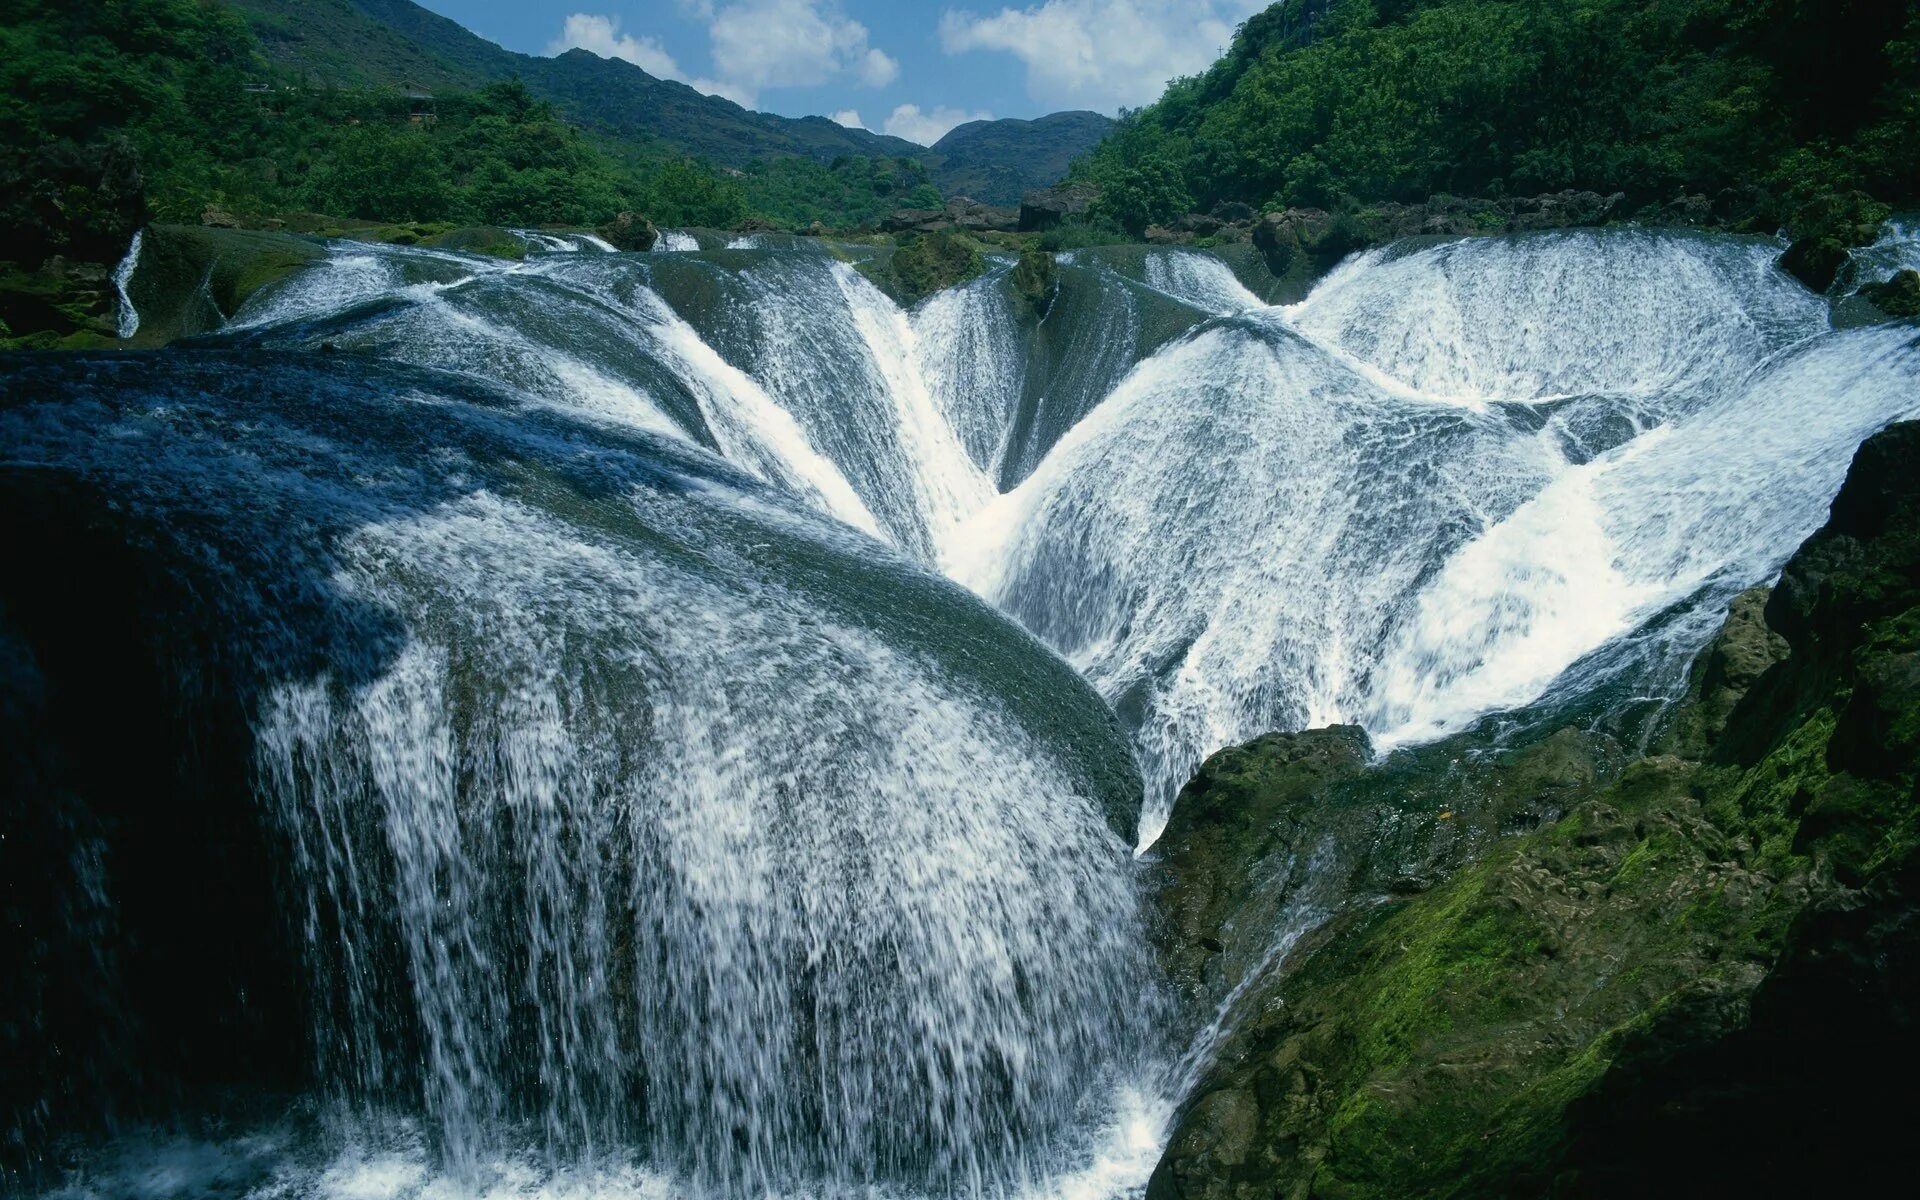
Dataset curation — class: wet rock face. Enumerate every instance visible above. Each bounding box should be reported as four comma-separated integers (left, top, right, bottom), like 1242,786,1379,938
1146,423,1920,1199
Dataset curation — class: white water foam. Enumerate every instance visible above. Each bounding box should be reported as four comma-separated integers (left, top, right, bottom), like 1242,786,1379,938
1140,249,1261,316
1850,217,1920,288
111,229,144,339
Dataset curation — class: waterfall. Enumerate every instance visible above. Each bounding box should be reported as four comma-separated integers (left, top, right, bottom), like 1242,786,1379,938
1850,216,1920,288
209,228,1920,850
953,231,1916,843
110,229,143,339
0,352,1156,1198
1140,249,1261,316
15,223,1918,1197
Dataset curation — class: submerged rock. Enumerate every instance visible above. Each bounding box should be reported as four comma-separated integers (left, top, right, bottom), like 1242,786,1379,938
1148,422,1920,1198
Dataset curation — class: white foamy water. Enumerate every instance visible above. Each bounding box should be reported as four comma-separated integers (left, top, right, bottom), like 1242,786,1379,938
953,231,1915,843
652,230,701,252
33,225,1916,1197
1140,249,1261,316
216,227,1918,853
111,228,143,339
1850,217,1920,288
1290,229,1824,405
7,353,1157,1200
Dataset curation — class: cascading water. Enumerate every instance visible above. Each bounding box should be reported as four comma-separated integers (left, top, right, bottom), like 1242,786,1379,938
952,230,1916,843
11,222,1918,1198
110,229,143,339
1,352,1157,1199
1849,216,1920,287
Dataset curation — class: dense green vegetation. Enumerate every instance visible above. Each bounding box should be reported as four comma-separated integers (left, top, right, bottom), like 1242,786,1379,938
1,0,973,281
740,155,943,231
1081,0,1920,232
0,1,752,241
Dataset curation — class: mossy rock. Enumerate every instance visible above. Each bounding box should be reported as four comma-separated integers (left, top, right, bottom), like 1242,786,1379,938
1779,235,1852,292
861,231,988,307
1147,422,1920,1199
1856,269,1920,319
422,226,527,261
124,225,326,344
1010,247,1058,317
0,259,119,349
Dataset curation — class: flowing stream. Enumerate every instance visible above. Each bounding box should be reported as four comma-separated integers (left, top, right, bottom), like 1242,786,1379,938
7,225,1920,1198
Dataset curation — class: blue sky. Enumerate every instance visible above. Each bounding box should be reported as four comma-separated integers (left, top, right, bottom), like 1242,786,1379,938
413,1,1268,144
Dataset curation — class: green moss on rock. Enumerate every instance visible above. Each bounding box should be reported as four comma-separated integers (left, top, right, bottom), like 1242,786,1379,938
1149,422,1920,1199
860,232,987,307
125,225,326,344
422,226,526,260
1857,269,1920,319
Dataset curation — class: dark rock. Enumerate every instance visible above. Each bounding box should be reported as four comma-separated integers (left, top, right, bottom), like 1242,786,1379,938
1018,182,1099,232
1251,207,1335,274
1857,269,1920,319
1209,201,1256,223
200,204,245,230
597,211,658,252
0,137,146,270
882,207,948,233
1780,235,1851,292
1009,247,1057,318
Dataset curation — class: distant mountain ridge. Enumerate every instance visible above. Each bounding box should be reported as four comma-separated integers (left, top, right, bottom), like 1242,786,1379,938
230,0,1111,200
231,0,926,165
924,112,1116,206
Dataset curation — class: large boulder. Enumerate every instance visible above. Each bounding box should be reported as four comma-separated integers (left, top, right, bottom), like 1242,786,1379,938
1780,235,1852,293
1251,207,1337,274
1018,182,1099,232
597,211,659,252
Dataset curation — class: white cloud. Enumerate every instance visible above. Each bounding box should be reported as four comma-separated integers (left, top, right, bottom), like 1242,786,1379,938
859,47,900,88
939,0,1265,111
550,13,684,80
710,0,894,92
552,3,898,114
883,103,994,147
830,108,867,129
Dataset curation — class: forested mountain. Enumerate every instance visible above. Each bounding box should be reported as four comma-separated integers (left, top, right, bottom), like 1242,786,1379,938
925,112,1116,205
229,0,928,165
1079,0,1920,231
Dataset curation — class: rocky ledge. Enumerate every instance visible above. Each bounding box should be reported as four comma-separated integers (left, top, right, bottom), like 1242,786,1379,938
1148,422,1920,1199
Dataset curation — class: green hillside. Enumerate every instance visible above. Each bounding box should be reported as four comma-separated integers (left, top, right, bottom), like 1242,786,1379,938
925,111,1116,205
227,0,929,166
1079,0,1920,232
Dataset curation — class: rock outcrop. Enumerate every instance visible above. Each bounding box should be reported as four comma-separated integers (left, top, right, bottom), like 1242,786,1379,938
1018,182,1100,232
1148,422,1920,1199
597,210,659,252
1858,269,1920,319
